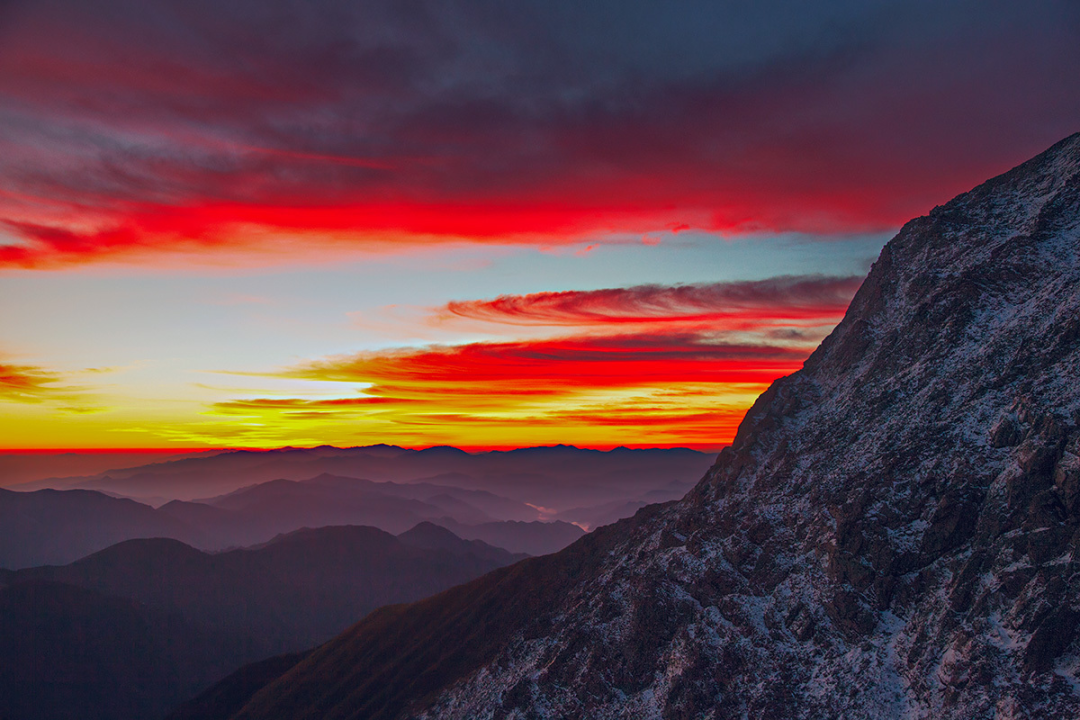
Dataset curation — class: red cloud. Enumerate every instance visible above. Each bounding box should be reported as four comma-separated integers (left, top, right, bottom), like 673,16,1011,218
0,200,689,269
0,2,1075,267
441,276,861,327
0,362,64,402
282,334,810,393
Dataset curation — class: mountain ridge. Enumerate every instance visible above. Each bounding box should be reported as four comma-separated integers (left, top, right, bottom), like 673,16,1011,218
4,522,523,654
0,473,589,568
0,522,528,720
9,446,715,513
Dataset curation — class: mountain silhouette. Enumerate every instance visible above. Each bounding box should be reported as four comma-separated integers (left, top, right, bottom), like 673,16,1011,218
0,523,523,720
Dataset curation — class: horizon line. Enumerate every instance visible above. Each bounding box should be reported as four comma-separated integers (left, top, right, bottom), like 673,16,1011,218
0,442,728,455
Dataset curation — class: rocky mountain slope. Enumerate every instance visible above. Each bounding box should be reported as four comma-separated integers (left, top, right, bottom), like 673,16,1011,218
229,133,1080,720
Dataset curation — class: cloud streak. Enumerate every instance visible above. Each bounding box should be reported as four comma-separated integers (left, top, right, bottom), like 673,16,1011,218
278,334,809,392
440,276,861,328
209,332,792,447
0,362,66,403
0,359,104,412
209,276,851,446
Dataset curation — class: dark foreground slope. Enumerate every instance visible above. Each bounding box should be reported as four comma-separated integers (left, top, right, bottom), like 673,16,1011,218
231,133,1080,720
0,580,241,720
167,652,310,720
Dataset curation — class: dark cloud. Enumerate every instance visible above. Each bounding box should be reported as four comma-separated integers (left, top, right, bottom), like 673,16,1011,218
1,0,1077,265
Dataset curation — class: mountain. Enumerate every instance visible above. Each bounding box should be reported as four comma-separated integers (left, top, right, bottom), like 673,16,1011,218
8,524,522,654
0,523,523,720
0,473,545,569
197,472,541,527
162,473,586,553
555,499,651,531
397,522,530,565
13,445,715,512
160,473,549,546
166,652,310,720
431,517,586,556
0,450,212,488
224,134,1080,719
186,475,455,538
0,488,204,569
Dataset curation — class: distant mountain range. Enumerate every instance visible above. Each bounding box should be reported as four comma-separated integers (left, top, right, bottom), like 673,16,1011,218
0,487,205,568
0,522,522,720
0,473,585,569
12,444,712,512
0,450,213,488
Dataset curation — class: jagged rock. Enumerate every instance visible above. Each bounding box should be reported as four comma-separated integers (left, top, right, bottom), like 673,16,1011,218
232,133,1080,720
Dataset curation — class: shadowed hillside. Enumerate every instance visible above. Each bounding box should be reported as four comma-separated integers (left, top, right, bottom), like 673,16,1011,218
0,523,524,720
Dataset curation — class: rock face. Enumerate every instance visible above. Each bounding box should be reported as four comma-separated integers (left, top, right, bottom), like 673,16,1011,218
233,133,1080,720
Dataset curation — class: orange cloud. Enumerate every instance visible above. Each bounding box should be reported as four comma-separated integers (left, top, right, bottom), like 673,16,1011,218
278,334,808,391
209,278,851,447
0,359,103,413
0,362,65,402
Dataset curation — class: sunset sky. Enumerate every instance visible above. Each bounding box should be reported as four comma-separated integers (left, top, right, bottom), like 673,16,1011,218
1,0,1078,450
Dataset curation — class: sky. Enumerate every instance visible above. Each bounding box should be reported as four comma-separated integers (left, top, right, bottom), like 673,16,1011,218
1,0,1078,451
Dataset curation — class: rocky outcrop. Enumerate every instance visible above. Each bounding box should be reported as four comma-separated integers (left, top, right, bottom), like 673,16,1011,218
232,132,1080,720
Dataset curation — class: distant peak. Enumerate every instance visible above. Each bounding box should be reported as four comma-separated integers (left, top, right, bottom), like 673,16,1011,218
398,521,462,541
417,446,471,455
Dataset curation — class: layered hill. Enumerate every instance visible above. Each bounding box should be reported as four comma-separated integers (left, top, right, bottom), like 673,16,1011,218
162,473,585,554
0,524,523,720
425,517,585,556
7,523,522,654
14,445,710,511
0,474,581,569
0,488,205,568
229,134,1080,719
